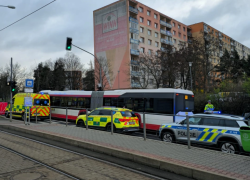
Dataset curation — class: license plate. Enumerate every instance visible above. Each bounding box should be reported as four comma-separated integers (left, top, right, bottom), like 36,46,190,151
129,121,135,125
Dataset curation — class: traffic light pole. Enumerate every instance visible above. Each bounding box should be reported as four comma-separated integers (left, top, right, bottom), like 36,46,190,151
71,44,102,90
10,58,12,122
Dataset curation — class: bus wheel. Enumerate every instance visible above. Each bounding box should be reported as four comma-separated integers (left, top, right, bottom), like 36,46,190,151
77,120,85,127
162,132,174,143
5,111,9,118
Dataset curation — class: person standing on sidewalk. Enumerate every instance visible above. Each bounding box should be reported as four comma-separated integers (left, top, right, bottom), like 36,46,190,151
204,100,214,113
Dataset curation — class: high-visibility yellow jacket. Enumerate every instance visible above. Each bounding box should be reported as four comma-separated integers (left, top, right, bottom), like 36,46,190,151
204,104,214,111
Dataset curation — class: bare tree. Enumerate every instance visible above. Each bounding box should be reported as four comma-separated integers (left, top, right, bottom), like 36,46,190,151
63,52,85,90
95,56,113,90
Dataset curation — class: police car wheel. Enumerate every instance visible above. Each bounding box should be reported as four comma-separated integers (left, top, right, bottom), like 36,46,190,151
220,142,238,154
162,132,174,143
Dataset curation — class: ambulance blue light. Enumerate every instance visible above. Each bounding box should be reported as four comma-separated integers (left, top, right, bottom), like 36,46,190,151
40,92,44,95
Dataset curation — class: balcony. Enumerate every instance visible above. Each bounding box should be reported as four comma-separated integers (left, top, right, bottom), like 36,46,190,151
130,38,139,44
204,28,208,33
131,71,141,76
188,39,192,44
131,60,139,65
231,48,234,52
129,17,138,23
160,20,172,28
219,43,223,47
187,32,192,36
160,29,172,36
161,38,173,45
219,37,222,40
161,47,167,52
130,49,139,56
129,6,138,14
231,42,236,46
130,28,139,34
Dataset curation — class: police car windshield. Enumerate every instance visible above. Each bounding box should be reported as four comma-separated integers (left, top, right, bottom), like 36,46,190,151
120,111,136,117
34,99,49,106
182,117,202,125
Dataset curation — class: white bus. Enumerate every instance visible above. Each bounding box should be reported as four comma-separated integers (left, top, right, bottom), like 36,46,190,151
40,88,194,131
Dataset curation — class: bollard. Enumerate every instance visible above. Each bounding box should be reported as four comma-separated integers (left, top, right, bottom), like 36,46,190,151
66,107,68,127
86,108,88,130
111,110,113,135
28,107,30,125
49,107,52,124
25,107,27,125
186,115,191,149
143,112,146,141
36,107,38,124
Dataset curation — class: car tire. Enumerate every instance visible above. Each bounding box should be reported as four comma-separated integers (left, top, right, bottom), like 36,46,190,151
106,124,116,132
5,111,9,118
161,132,175,143
76,120,85,127
220,141,239,154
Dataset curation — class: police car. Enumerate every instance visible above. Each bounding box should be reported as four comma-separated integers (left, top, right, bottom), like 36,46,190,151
159,112,248,154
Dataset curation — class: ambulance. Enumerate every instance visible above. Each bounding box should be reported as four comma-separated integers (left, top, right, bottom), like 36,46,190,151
5,93,50,120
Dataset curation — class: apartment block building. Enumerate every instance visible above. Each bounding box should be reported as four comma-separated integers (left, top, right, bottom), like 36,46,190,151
189,22,250,81
94,0,250,90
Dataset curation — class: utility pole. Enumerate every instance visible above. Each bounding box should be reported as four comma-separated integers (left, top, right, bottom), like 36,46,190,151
10,58,13,122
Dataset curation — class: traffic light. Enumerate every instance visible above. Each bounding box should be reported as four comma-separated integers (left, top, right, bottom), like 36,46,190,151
11,81,17,92
66,37,72,51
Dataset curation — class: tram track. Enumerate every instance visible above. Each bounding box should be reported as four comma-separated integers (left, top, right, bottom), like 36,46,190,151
0,129,167,180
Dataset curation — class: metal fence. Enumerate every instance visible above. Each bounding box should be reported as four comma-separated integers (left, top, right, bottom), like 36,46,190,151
6,106,250,154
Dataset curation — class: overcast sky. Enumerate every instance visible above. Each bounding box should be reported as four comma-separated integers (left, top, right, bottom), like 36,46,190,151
1,0,250,71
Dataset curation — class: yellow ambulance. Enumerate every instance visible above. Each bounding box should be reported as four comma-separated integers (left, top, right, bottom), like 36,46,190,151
76,107,139,132
5,93,50,120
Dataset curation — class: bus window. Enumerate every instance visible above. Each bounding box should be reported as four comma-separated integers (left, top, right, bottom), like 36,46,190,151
185,100,194,110
51,97,61,106
154,98,173,114
61,97,68,107
67,97,77,108
133,98,144,112
118,98,124,108
111,98,118,107
125,98,133,109
103,98,111,106
145,98,154,112
77,98,91,108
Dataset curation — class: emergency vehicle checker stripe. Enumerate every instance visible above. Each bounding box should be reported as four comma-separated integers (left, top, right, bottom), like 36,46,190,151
207,133,219,142
199,132,210,141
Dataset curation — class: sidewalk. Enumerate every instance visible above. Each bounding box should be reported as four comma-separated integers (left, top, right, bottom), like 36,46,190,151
1,118,250,180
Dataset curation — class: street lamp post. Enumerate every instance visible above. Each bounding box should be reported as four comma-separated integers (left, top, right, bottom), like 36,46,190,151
118,70,120,89
0,5,15,9
189,62,193,91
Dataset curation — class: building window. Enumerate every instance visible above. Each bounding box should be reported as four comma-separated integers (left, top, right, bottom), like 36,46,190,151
138,7,143,12
140,27,144,33
148,49,152,55
174,39,176,44
173,30,176,35
154,23,158,28
178,25,180,29
140,17,144,23
225,37,226,40
148,39,152,45
208,28,210,32
148,30,151,35
155,32,158,38
183,27,185,31
140,37,144,43
155,51,158,56
147,20,151,26
212,30,214,34
147,10,151,16
179,33,181,37
183,35,186,40
172,22,175,27
140,47,145,53
155,42,159,47
154,14,157,19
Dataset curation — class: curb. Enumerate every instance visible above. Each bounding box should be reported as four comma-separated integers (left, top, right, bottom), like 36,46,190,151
0,125,235,180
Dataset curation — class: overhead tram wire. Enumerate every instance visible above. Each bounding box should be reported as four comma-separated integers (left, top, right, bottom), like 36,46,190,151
0,0,56,32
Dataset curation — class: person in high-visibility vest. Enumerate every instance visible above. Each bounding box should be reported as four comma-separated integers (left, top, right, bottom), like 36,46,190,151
204,100,214,112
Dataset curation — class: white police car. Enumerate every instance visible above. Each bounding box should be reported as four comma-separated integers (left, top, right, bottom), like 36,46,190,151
159,112,248,154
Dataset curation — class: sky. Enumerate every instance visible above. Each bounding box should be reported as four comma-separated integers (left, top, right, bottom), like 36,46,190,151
0,0,250,72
